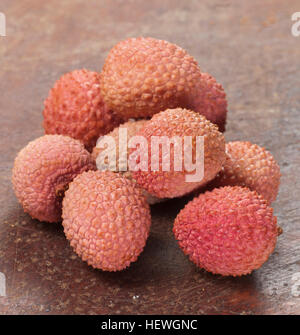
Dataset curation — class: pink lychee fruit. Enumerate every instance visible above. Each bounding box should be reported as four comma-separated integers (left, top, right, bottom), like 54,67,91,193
100,37,202,119
187,72,228,132
12,135,96,223
43,69,123,151
173,186,281,276
209,141,281,204
62,170,151,271
132,108,226,198
100,37,227,128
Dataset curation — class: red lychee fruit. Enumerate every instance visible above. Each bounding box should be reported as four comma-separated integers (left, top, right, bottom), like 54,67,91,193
209,141,281,204
92,119,165,205
43,69,123,151
187,72,228,132
173,186,281,276
132,108,226,198
100,37,202,119
62,171,151,271
12,135,96,223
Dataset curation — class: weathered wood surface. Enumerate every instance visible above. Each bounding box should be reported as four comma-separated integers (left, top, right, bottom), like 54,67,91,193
0,0,299,314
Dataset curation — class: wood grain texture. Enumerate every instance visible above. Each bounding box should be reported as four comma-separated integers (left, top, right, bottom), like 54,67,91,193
0,0,299,314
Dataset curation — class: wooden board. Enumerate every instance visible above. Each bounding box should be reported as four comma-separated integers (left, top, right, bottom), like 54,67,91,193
0,0,299,314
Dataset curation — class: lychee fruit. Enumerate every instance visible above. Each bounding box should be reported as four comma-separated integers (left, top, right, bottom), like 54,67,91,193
209,141,281,204
62,170,151,271
92,119,164,205
132,108,226,198
173,186,281,276
100,37,202,119
187,72,228,132
43,69,123,151
12,135,96,223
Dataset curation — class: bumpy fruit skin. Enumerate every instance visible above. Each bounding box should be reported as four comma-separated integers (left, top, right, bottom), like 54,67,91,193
62,171,151,271
43,69,123,151
12,135,96,223
132,108,226,198
173,186,280,276
92,120,164,205
209,141,281,204
100,37,202,119
187,73,228,132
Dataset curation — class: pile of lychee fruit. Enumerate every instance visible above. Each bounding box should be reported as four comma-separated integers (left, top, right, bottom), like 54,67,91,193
12,37,282,276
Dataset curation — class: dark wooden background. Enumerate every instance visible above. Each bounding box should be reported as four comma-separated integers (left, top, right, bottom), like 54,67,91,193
0,0,299,314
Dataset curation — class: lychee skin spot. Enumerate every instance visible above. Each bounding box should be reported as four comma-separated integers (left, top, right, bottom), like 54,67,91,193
12,135,96,223
132,108,226,198
173,186,279,276
100,37,202,119
209,141,281,204
62,171,151,271
43,69,123,151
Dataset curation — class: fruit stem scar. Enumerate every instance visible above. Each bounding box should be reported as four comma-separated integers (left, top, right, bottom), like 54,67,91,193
55,183,69,199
